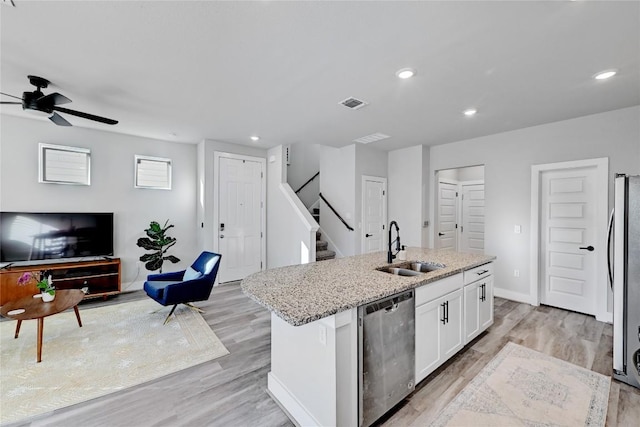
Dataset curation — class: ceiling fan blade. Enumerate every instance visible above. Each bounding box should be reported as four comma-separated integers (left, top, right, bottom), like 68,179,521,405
0,92,22,100
53,106,118,125
49,112,72,126
38,92,72,106
0,101,21,104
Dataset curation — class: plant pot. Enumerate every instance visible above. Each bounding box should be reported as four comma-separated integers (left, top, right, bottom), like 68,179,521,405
42,291,55,302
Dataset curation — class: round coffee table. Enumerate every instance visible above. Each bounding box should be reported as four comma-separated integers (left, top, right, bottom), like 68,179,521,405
1,289,85,363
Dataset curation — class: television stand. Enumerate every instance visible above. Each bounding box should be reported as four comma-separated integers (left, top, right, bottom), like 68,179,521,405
0,258,121,305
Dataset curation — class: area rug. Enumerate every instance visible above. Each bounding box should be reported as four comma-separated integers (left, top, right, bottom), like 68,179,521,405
431,342,610,426
0,299,229,425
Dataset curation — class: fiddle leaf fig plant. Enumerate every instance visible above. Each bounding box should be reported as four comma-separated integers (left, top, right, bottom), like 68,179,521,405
137,220,180,273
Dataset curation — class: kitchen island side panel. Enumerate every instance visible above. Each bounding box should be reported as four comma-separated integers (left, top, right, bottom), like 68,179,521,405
268,310,358,427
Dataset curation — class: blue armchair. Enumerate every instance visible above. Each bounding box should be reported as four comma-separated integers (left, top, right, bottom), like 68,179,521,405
143,251,221,324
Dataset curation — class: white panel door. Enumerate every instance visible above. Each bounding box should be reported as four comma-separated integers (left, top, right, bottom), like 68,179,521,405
218,157,264,283
540,167,597,315
362,177,386,253
460,184,485,254
437,181,458,250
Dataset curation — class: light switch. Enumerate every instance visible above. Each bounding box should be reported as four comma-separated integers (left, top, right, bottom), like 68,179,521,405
514,225,521,234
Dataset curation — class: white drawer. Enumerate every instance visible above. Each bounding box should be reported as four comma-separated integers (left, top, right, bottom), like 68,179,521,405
415,273,463,306
464,262,493,285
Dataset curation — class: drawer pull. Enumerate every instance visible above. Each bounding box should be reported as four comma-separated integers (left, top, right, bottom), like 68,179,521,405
476,269,489,275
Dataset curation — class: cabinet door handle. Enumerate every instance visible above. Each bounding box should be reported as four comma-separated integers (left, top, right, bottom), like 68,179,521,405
441,302,446,324
481,284,486,301
445,301,449,324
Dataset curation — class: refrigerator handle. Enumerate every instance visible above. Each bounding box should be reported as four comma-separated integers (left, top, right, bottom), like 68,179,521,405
607,208,615,290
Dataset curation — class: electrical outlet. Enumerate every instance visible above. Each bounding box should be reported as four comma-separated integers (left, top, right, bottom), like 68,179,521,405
514,269,520,278
319,324,327,346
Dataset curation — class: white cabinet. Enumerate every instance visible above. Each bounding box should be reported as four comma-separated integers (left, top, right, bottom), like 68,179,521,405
415,274,463,383
463,263,494,344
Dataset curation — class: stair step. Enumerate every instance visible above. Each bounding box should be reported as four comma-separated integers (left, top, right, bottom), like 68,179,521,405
316,230,321,240
316,250,336,261
316,240,328,251
313,214,320,222
313,208,320,214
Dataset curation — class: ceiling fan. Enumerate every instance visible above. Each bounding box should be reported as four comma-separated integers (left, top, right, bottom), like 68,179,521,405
0,75,118,126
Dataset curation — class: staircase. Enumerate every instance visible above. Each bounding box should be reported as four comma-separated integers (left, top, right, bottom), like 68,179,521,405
315,230,336,261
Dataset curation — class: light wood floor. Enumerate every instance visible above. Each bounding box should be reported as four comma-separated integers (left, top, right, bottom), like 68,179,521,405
5,283,640,427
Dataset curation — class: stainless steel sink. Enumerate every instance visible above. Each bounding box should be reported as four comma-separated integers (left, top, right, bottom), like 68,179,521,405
377,261,445,277
385,267,422,277
410,262,445,272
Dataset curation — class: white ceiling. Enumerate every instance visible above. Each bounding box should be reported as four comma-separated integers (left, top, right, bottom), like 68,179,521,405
1,1,639,151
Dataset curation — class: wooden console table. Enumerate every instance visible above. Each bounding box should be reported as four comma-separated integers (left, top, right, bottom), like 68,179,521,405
1,289,85,362
0,258,121,305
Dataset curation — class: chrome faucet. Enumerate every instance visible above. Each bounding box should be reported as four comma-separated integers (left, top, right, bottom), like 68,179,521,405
388,221,401,263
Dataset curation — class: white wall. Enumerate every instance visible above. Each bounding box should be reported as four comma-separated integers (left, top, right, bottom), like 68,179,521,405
266,145,318,268
287,143,321,208
429,106,640,313
0,114,198,291
319,145,356,256
319,144,388,257
388,145,424,248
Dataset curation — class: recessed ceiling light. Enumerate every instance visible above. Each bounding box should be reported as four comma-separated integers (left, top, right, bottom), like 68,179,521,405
250,136,260,142
463,108,477,117
594,69,617,80
396,68,416,79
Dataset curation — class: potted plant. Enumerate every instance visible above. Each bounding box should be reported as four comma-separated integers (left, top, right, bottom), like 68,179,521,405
17,270,55,302
137,220,180,273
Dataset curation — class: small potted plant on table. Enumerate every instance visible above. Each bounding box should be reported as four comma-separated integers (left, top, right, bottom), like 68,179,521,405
17,271,55,302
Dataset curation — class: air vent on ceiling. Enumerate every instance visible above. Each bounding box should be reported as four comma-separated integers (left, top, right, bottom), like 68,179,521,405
340,97,368,110
354,133,390,144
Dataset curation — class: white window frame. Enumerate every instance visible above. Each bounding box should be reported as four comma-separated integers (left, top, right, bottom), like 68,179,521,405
39,143,91,185
134,155,172,190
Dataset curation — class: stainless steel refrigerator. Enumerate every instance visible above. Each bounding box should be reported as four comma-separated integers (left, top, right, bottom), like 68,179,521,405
609,174,640,389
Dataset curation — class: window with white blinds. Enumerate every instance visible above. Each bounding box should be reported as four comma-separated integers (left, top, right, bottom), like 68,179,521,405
39,143,91,185
135,155,172,190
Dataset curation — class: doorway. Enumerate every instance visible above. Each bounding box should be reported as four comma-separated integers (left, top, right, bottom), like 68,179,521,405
214,152,266,283
531,158,608,318
361,176,387,254
434,166,485,253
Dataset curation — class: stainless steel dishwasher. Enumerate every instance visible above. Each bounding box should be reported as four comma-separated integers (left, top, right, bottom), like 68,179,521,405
358,290,415,427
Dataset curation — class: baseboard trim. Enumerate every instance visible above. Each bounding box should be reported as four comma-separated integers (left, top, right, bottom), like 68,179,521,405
494,288,536,305
268,372,322,427
596,311,613,324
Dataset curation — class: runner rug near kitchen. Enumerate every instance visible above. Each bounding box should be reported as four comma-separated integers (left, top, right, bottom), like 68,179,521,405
431,341,610,426
0,298,228,424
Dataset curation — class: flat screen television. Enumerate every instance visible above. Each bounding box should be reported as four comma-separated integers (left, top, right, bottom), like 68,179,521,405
0,212,114,263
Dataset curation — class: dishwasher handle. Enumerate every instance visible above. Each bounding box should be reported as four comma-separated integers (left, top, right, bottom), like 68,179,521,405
364,290,414,315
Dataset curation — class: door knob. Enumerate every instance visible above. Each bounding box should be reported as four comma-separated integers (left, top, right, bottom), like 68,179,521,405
365,233,372,238
220,234,225,239
579,245,594,252
438,232,445,236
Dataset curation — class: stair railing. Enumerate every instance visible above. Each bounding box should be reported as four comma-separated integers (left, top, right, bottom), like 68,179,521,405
295,171,320,194
319,193,354,231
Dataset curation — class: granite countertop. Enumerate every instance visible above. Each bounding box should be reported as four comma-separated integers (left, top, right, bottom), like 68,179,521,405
241,248,496,326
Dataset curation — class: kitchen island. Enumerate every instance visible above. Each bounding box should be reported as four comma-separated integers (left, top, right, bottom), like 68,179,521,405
242,248,496,427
